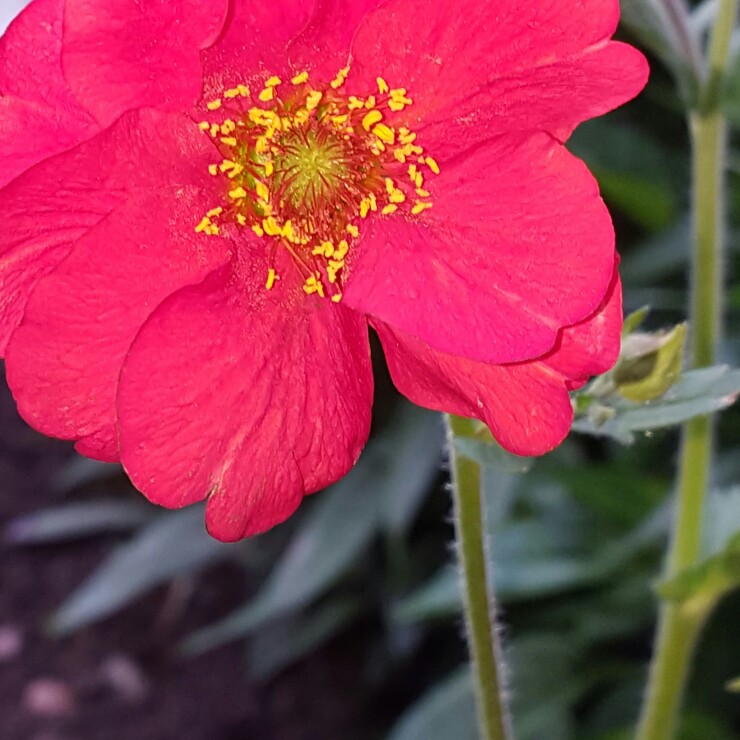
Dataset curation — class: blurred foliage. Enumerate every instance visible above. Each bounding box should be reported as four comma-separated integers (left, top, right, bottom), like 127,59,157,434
3,3,740,739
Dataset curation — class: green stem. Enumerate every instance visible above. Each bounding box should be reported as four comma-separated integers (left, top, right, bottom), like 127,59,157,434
446,415,512,740
636,3,736,738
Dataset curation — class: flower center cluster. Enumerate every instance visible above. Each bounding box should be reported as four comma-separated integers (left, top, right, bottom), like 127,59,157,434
195,67,439,300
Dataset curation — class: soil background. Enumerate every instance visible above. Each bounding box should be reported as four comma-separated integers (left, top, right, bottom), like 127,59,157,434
0,371,372,740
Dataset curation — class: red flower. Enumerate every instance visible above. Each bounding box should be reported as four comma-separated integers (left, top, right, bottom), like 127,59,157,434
0,0,647,540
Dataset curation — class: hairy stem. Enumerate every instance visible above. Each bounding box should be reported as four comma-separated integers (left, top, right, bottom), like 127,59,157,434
636,2,736,737
446,415,512,740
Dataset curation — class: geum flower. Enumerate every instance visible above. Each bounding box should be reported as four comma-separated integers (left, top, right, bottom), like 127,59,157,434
0,0,647,540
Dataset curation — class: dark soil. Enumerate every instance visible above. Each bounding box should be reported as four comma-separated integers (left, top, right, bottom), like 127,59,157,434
0,372,369,740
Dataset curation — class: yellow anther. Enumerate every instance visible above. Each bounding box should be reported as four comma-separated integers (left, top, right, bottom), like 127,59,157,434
198,121,210,131
237,214,247,226
195,216,212,233
220,136,237,147
408,164,418,180
281,220,294,239
384,177,397,196
264,161,274,177
303,274,325,297
365,95,376,109
258,86,275,102
220,119,236,134
206,207,223,218
377,77,389,94
362,110,383,132
255,181,270,202
219,160,237,173
348,96,365,110
206,99,222,111
393,149,407,163
229,186,247,200
265,75,282,87
382,204,398,216
209,123,220,137
412,201,433,215
416,188,431,198
224,87,241,99
372,123,395,145
263,217,281,236
331,294,343,303
306,90,323,110
425,156,441,175
399,129,417,145
266,268,278,290
414,171,424,188
252,224,265,237
390,189,406,204
346,224,359,238
227,163,244,179
237,84,250,97
208,164,218,176
335,240,349,260
388,100,406,112
360,199,371,219
330,65,350,89
291,71,309,85
312,241,335,258
369,193,378,211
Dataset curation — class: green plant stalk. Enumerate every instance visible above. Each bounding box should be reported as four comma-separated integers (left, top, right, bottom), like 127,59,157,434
636,2,736,737
446,414,512,740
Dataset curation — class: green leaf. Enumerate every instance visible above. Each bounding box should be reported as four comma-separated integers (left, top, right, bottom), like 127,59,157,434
613,323,687,402
386,668,477,740
378,404,443,535
49,506,237,635
573,365,740,443
247,598,361,682
621,305,651,336
393,566,459,623
4,501,154,544
657,532,740,613
182,414,431,654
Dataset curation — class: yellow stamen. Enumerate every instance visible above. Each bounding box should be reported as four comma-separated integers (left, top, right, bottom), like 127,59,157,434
266,268,278,290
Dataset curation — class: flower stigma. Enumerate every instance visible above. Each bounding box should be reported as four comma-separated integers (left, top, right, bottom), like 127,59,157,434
195,68,439,301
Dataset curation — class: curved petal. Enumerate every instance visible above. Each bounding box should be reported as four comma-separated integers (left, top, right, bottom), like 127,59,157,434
62,0,229,126
5,188,229,461
117,256,373,541
0,0,98,186
344,132,615,364
287,0,387,82
374,281,621,456
200,0,313,100
0,108,214,356
543,269,622,387
347,0,647,148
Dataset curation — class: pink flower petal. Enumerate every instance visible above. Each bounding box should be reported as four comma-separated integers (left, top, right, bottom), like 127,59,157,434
0,0,98,186
0,109,213,357
349,0,647,148
200,0,313,100
62,0,229,126
344,132,615,364
374,280,621,456
117,259,373,541
6,188,229,461
287,0,385,82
